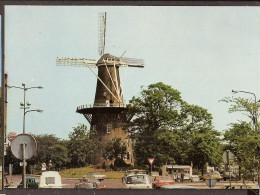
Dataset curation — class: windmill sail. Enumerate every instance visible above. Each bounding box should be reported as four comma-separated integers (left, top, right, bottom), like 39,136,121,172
56,57,97,67
120,57,144,67
98,12,106,56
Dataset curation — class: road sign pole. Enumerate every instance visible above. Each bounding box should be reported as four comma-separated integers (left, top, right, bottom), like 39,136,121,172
22,143,26,188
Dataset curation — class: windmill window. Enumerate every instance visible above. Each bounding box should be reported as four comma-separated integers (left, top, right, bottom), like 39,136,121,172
107,124,112,133
92,125,96,131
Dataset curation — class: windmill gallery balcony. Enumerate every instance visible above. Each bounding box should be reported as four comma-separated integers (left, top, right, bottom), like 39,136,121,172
76,102,133,124
76,102,127,111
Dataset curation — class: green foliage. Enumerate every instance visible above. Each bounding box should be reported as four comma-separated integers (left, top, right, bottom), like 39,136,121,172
224,122,260,179
67,124,100,167
127,82,222,170
102,138,128,169
220,96,259,130
221,94,260,180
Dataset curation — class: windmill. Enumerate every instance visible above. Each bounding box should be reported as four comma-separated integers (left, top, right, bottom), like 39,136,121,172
56,12,144,165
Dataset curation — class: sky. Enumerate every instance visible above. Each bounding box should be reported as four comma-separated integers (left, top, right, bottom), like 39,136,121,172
4,6,260,140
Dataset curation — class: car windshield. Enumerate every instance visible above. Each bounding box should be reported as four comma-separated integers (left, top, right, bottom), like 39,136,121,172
126,175,147,184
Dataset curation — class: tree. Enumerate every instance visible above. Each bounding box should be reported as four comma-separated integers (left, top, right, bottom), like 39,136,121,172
127,82,222,170
29,134,68,172
221,95,260,180
67,124,100,167
220,96,260,131
180,104,223,173
224,122,260,180
102,138,129,168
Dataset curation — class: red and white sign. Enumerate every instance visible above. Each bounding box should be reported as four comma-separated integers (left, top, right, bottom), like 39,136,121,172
8,132,17,142
148,158,155,165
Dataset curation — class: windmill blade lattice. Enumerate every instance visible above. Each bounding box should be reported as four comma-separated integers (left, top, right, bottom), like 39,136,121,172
56,57,97,67
98,12,106,56
120,57,144,67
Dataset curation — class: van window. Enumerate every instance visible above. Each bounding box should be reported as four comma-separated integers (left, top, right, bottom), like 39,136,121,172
46,177,55,185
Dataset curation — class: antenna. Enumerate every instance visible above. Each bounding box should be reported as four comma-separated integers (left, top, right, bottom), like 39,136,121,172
98,12,107,56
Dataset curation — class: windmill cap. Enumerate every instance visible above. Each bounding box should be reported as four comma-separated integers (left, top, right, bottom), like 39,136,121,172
97,53,121,66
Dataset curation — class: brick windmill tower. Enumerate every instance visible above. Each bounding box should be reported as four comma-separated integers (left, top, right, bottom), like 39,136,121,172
57,12,144,165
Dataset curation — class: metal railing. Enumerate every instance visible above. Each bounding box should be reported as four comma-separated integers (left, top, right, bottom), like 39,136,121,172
77,102,127,110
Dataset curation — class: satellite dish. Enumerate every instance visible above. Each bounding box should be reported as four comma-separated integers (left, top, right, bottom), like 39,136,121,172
10,133,37,160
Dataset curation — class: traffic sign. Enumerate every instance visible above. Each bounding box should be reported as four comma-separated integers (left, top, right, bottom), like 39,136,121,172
223,150,235,165
8,132,17,142
148,158,155,165
10,133,37,160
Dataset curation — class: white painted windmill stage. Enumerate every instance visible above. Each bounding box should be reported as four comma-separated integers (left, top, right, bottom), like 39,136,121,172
56,12,144,165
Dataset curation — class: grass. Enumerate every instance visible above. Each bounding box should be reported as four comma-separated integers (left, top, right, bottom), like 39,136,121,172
59,166,125,179
103,171,125,179
59,166,95,178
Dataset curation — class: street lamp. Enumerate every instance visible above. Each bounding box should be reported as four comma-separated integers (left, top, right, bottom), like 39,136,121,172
7,83,43,189
7,83,43,133
232,90,259,131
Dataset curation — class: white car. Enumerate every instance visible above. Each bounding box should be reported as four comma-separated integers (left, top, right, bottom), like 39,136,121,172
123,174,152,189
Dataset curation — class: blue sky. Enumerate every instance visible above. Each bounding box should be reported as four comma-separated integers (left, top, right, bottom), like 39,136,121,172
4,6,260,139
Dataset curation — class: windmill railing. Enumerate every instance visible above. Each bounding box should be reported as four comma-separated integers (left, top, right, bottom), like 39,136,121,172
77,103,128,110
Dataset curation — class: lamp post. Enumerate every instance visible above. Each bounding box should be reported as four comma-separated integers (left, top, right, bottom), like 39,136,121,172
7,83,43,188
232,90,258,131
7,83,43,133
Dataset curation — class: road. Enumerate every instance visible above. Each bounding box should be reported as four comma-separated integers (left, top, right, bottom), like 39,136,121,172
5,174,124,189
4,174,259,189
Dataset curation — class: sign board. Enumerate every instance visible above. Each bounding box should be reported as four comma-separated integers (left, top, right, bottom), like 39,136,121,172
8,132,17,142
148,158,155,165
223,150,235,164
206,178,216,188
10,133,37,160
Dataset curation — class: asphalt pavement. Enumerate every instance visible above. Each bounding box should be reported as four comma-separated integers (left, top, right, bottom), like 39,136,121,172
4,174,259,189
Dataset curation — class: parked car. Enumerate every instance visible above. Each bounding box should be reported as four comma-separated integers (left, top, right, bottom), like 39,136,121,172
75,175,106,189
152,175,174,189
74,179,105,189
17,177,39,188
38,171,62,188
125,169,147,176
123,174,152,189
201,171,222,181
83,172,107,181
222,172,237,181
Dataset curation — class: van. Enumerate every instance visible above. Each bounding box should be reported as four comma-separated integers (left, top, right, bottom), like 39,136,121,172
39,171,62,188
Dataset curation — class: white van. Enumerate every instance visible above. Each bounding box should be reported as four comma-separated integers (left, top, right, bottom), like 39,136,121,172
39,171,62,188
